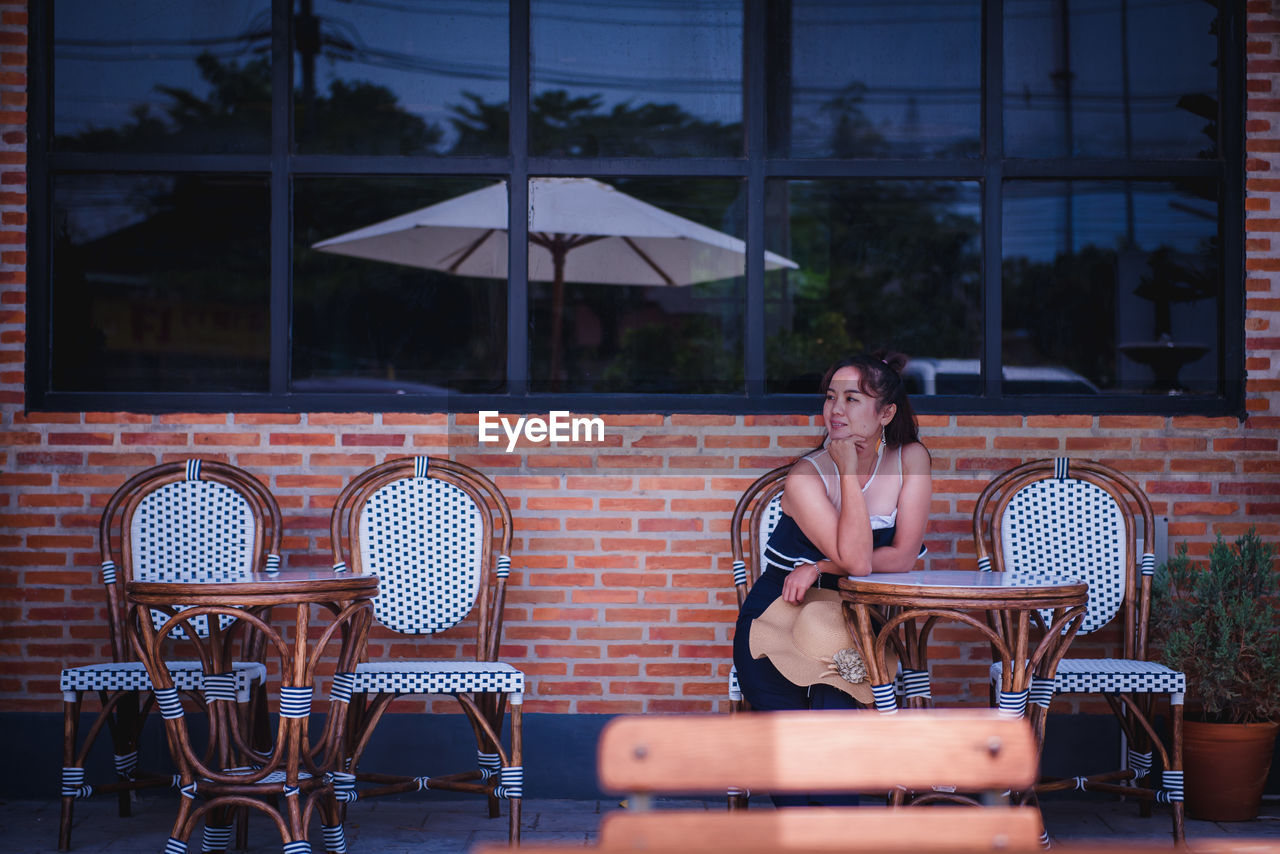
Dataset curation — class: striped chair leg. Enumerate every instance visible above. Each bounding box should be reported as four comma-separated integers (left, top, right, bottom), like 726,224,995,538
1170,698,1185,844
201,823,233,853
59,696,82,851
509,703,523,844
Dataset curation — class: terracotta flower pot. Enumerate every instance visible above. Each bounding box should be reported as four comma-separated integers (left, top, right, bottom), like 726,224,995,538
1182,719,1280,822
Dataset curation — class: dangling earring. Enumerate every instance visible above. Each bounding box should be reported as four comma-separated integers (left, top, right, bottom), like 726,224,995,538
874,427,885,460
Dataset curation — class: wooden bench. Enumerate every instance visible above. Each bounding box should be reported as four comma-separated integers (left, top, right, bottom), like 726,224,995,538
592,710,1045,853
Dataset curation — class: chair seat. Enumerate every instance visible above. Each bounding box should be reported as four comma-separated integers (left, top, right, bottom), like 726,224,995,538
60,661,267,701
991,659,1187,694
351,660,525,695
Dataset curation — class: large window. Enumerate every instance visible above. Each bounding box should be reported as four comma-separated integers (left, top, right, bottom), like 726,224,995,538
31,0,1244,413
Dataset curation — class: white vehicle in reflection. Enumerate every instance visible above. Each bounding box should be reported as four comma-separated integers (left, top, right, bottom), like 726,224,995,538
903,358,1100,396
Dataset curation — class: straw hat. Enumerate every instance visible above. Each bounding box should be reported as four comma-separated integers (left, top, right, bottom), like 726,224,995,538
748,588,895,704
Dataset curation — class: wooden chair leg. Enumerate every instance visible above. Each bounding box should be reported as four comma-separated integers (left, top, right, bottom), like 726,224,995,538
1171,700,1185,844
59,696,81,852
509,702,523,846
112,693,141,820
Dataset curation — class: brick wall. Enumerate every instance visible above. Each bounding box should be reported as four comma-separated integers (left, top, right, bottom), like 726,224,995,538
2,1,1278,719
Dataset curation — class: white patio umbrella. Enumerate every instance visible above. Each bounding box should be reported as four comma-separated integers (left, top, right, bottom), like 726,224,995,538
312,177,798,381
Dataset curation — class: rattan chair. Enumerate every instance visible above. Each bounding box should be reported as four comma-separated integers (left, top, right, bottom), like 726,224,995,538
726,462,931,807
724,464,789,807
973,457,1185,843
596,710,1045,853
58,459,280,851
330,456,524,844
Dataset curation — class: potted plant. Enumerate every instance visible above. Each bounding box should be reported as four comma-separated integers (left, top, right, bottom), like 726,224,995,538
1151,528,1280,821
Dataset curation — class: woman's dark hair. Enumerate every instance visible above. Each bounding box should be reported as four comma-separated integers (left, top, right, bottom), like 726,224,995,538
819,350,920,447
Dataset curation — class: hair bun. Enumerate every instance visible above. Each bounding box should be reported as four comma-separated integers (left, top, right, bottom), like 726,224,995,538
871,349,908,375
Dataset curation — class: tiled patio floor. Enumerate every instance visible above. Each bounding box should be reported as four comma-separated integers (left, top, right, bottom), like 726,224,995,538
7,795,1278,853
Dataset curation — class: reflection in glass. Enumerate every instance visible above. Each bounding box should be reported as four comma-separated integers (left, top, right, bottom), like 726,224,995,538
770,0,981,158
1004,0,1220,158
530,0,742,156
53,0,271,153
526,178,747,393
51,175,270,392
764,180,981,394
294,1,508,156
294,177,506,394
1003,181,1220,395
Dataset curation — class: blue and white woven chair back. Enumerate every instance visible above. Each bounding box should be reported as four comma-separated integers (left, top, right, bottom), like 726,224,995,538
999,477,1127,635
756,493,784,567
358,477,485,635
131,478,258,635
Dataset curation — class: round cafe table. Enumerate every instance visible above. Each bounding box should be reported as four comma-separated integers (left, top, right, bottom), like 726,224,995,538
838,571,1087,750
127,570,377,854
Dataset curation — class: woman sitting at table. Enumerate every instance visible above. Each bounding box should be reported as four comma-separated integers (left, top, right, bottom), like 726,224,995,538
732,351,932,805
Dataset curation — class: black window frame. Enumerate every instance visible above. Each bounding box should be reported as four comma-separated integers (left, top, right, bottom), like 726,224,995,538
27,0,1247,415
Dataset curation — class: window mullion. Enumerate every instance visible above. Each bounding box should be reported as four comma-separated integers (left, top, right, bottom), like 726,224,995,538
744,0,766,399
982,0,1004,401
270,0,291,398
505,0,531,400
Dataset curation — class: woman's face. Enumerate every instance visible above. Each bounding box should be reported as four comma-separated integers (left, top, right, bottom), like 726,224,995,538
823,366,896,446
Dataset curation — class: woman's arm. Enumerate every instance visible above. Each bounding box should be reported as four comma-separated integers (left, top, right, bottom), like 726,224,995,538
806,442,932,577
868,442,932,573
780,440,876,583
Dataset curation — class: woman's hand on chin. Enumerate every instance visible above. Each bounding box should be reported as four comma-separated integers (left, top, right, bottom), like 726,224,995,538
827,437,861,475
782,563,819,603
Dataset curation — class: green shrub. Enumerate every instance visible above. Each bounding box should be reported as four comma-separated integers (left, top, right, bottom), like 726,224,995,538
1151,529,1280,724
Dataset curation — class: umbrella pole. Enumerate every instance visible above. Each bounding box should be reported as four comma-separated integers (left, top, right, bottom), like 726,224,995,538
548,244,567,390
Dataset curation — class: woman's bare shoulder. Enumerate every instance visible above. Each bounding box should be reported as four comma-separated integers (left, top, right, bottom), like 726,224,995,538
785,453,823,482
899,441,932,471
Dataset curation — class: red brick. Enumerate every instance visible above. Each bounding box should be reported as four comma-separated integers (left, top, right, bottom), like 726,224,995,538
18,493,83,507
1139,437,1206,452
309,452,377,467
1170,459,1237,474
194,432,260,446
84,412,151,424
381,413,448,426
234,453,304,467
578,627,644,641
631,434,696,448
0,431,39,445
743,415,812,427
85,452,155,468
533,681,603,695
608,681,674,695
310,413,376,425
527,454,595,468
992,436,1060,451
606,643,675,658
568,515,635,533
1217,481,1280,495
15,452,83,466
704,435,769,448
121,432,187,446
670,414,736,426
599,498,665,512
533,645,601,659
1172,501,1239,516
574,663,640,677
1064,437,1133,452
955,416,1023,428
595,454,663,468
270,432,335,446
636,477,704,491
599,414,665,427
340,433,404,447
232,413,301,425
